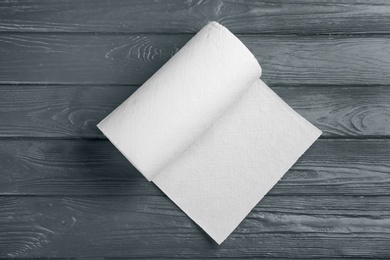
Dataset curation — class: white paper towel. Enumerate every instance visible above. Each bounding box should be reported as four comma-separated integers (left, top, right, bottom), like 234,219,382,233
98,21,322,244
98,22,261,181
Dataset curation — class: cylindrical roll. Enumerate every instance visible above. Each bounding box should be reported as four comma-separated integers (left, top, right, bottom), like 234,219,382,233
98,22,261,181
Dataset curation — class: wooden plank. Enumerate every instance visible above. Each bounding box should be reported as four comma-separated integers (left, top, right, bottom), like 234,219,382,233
1,34,390,85
1,195,389,258
1,0,390,34
0,139,389,196
1,85,389,138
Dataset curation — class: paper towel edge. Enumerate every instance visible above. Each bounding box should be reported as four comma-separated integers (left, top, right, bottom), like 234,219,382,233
219,125,322,245
155,127,322,245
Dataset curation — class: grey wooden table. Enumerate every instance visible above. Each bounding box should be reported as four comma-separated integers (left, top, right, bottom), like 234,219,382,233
1,0,390,258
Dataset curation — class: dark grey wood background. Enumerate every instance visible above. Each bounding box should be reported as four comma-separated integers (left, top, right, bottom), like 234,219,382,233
1,0,389,258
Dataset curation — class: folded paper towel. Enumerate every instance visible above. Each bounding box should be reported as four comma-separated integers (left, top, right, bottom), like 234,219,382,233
98,21,322,244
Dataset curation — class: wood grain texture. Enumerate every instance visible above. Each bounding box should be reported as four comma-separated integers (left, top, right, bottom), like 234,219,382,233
0,139,389,196
1,85,389,138
1,34,390,85
1,1,390,258
1,0,390,34
1,195,389,258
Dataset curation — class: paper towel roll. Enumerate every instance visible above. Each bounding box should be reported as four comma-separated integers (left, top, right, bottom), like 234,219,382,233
98,22,322,244
98,22,261,181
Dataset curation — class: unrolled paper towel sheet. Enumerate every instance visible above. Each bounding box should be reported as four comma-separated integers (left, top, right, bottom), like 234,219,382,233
98,21,322,244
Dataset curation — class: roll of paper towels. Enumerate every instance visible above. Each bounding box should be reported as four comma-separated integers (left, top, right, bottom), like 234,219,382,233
98,21,322,244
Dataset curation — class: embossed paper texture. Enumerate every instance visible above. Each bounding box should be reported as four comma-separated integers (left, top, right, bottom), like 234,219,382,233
98,22,322,244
